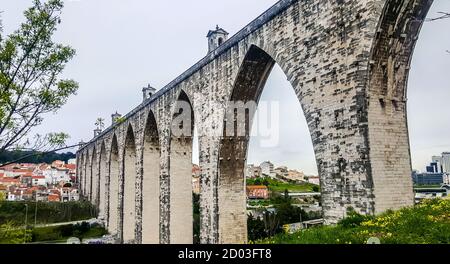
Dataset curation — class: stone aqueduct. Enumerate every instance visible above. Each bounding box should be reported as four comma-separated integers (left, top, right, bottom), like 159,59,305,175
76,0,434,244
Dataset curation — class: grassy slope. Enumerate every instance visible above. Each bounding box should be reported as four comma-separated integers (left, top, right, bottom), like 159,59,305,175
255,198,450,244
247,177,319,193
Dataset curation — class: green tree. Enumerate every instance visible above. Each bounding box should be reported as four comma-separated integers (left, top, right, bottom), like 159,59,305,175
0,192,5,202
253,178,261,185
192,193,200,244
0,0,78,154
0,221,32,244
247,213,266,241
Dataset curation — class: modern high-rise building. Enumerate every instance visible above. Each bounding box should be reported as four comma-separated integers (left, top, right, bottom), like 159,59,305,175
442,152,450,174
432,156,443,173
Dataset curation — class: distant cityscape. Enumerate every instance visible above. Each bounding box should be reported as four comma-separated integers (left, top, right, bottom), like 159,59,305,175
191,161,320,196
0,160,79,202
413,152,450,186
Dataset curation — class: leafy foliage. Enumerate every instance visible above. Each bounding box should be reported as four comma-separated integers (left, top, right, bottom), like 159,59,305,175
0,221,32,244
193,193,200,244
247,192,322,241
0,0,78,153
337,207,373,228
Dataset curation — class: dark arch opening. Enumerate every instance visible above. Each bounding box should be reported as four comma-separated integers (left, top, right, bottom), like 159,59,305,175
108,135,120,236
122,125,137,243
141,111,161,244
169,90,195,244
217,45,319,243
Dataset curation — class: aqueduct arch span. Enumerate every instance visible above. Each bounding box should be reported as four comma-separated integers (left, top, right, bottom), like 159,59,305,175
77,0,434,244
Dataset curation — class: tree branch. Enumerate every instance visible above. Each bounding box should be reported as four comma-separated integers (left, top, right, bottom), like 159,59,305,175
426,12,450,22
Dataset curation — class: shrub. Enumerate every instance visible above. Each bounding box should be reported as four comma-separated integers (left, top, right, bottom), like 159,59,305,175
338,209,372,228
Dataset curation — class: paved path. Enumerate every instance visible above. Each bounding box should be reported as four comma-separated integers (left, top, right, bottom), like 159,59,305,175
34,218,100,228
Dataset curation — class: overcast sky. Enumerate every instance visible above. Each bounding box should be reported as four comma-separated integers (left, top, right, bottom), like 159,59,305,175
2,0,450,175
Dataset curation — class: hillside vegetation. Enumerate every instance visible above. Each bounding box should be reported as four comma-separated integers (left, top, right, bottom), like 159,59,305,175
247,177,319,193
255,198,450,244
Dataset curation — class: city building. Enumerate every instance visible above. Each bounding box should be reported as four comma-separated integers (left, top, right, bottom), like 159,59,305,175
192,164,201,178
42,164,72,185
32,175,46,186
287,170,305,182
414,185,450,203
442,152,450,173
192,164,201,194
260,161,275,178
307,176,320,185
245,164,261,179
274,166,289,178
432,156,443,173
412,171,444,185
60,187,79,202
192,177,200,195
246,185,269,200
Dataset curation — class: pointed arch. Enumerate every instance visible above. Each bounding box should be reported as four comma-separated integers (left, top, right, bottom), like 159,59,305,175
217,45,274,244
91,147,98,206
86,149,92,201
169,89,194,244
122,124,138,243
108,134,120,236
99,142,107,219
83,150,88,198
216,44,321,243
78,153,85,197
141,110,161,244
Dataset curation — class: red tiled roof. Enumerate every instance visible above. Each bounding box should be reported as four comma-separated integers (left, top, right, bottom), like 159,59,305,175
0,178,20,183
48,193,60,202
12,169,29,173
65,164,76,170
32,176,45,179
246,185,268,190
50,189,60,195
